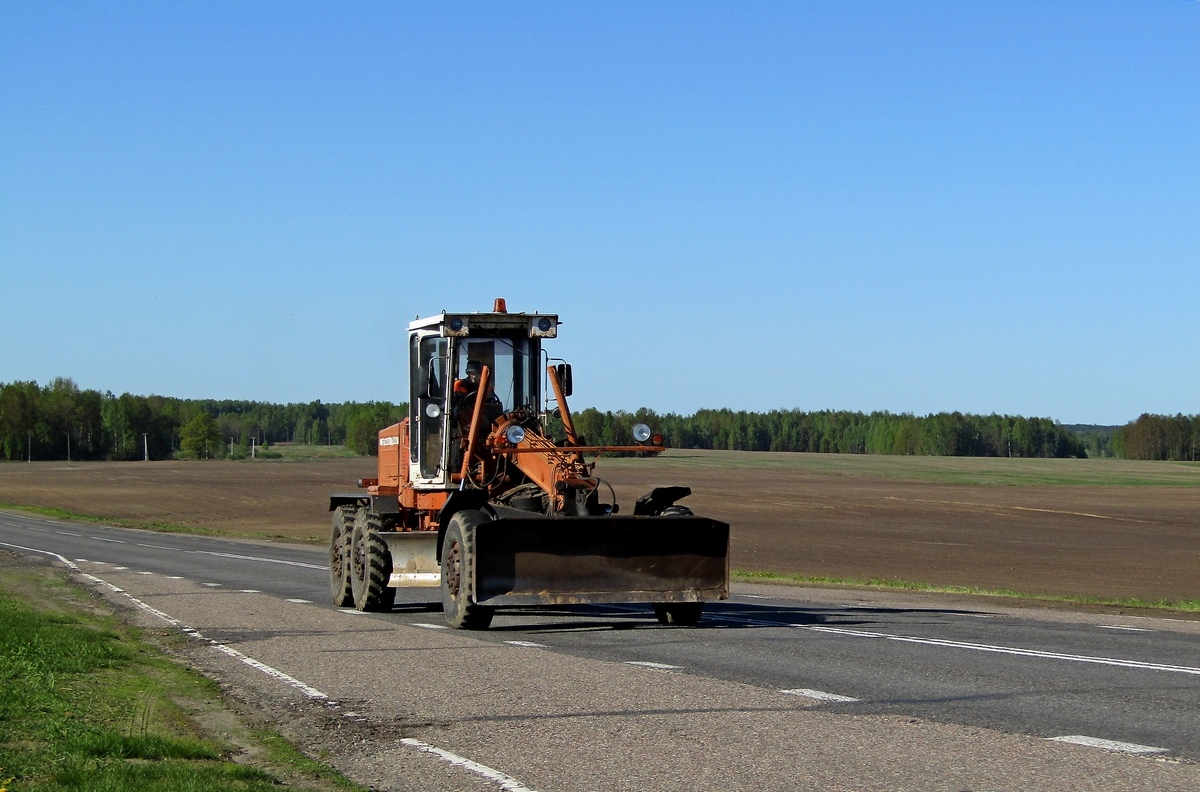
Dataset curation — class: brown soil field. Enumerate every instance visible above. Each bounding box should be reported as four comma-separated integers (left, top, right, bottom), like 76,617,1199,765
2,450,1198,605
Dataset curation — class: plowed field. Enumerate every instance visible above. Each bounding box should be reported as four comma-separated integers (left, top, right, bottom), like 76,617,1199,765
2,450,1197,604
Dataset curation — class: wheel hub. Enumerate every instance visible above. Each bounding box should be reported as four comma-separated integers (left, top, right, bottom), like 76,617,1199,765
445,540,462,598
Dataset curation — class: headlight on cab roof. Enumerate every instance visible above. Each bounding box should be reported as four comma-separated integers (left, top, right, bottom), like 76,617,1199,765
632,423,652,443
443,315,470,337
529,315,558,338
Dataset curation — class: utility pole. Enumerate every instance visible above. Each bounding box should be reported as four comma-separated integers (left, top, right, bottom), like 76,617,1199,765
27,431,31,463
251,436,256,459
66,432,71,466
142,433,149,461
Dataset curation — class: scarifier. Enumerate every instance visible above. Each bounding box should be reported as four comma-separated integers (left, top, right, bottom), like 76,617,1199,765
328,298,729,629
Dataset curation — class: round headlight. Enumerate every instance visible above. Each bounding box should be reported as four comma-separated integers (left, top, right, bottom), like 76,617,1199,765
537,317,553,332
425,402,442,418
448,317,464,331
632,423,652,443
504,425,526,445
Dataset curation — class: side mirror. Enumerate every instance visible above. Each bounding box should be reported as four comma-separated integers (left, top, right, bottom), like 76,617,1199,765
556,364,573,398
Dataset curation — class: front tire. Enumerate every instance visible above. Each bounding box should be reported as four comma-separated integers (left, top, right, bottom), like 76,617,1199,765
653,602,704,626
350,510,395,612
652,505,704,625
329,505,355,607
440,510,494,629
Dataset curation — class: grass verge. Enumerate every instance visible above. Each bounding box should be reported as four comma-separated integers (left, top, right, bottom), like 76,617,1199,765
729,568,1200,612
0,557,363,792
732,570,1200,614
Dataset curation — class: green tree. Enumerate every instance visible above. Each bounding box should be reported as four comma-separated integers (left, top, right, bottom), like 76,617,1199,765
179,412,221,459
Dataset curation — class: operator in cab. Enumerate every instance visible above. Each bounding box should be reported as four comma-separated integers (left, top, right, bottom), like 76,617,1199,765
453,360,482,406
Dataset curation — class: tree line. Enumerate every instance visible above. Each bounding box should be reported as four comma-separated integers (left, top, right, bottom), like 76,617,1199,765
1111,413,1200,461
0,378,405,461
3,378,1192,462
574,408,1090,458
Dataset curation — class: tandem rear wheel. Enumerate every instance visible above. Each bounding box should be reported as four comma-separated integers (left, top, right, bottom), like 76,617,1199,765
441,509,495,630
350,510,396,612
329,505,355,607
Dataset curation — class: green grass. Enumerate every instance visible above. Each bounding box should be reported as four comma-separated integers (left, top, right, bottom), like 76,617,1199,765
732,570,1200,613
255,444,361,461
601,449,1200,487
0,562,363,792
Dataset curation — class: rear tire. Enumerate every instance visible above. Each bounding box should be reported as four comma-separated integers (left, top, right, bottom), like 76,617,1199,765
653,602,704,626
329,505,355,607
440,510,494,630
350,510,396,612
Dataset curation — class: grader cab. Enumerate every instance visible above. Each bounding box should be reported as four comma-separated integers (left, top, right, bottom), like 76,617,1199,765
329,299,729,629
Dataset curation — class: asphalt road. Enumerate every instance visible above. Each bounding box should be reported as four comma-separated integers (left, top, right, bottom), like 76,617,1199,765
3,509,1199,791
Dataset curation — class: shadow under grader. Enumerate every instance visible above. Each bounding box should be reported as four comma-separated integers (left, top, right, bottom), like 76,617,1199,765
382,590,999,632
471,600,998,633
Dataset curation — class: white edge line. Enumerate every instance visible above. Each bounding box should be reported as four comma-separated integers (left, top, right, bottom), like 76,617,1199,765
1050,735,1169,755
0,540,330,702
504,640,548,648
400,738,538,792
625,661,682,670
413,622,449,629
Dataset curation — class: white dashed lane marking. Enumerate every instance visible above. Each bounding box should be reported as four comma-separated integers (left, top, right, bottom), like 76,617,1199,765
1050,735,1169,755
189,549,326,571
780,688,860,703
708,613,1200,677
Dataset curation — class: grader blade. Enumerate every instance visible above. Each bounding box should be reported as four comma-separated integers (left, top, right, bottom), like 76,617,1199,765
380,531,441,587
471,516,730,607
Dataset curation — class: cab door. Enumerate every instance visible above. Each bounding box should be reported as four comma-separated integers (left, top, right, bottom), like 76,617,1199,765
408,332,450,487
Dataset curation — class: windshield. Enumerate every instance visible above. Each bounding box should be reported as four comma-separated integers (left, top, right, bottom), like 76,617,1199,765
453,335,538,411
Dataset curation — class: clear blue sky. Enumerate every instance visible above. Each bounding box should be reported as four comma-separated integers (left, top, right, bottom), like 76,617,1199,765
2,2,1196,425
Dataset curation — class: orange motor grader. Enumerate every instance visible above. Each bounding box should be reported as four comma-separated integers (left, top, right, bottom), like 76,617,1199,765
328,299,729,629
